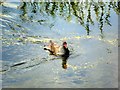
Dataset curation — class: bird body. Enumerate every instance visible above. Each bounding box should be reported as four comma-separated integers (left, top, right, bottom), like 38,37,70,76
44,40,69,56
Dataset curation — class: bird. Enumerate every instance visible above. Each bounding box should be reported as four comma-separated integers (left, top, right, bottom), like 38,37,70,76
44,40,70,69
44,40,69,56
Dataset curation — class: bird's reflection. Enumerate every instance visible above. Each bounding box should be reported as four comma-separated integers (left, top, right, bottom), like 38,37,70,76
61,57,68,69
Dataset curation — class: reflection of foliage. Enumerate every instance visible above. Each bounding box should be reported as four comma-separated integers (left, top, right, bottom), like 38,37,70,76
110,1,120,15
19,2,27,21
19,1,120,35
105,2,111,26
99,4,104,34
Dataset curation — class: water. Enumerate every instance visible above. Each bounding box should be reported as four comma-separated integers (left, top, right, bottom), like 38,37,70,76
1,1,119,88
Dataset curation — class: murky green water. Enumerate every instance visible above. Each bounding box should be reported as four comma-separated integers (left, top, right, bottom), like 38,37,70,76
1,1,119,88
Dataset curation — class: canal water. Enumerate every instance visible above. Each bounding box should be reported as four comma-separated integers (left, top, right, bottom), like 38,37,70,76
1,1,119,88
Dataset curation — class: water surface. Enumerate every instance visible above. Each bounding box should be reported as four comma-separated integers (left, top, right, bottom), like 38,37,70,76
1,1,119,88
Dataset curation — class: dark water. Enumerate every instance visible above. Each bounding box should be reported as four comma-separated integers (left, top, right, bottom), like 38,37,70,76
1,1,119,88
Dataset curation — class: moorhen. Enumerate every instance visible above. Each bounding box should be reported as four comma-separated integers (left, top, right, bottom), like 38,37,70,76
44,40,70,69
44,40,69,56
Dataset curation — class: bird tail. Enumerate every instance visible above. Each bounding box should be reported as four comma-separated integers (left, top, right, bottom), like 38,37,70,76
44,48,54,54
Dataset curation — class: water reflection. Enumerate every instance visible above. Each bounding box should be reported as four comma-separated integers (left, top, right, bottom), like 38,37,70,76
18,1,120,35
62,57,68,69
1,1,119,88
1,1,120,46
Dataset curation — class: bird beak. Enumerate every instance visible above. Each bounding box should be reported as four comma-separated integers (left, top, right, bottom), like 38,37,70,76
63,44,67,48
